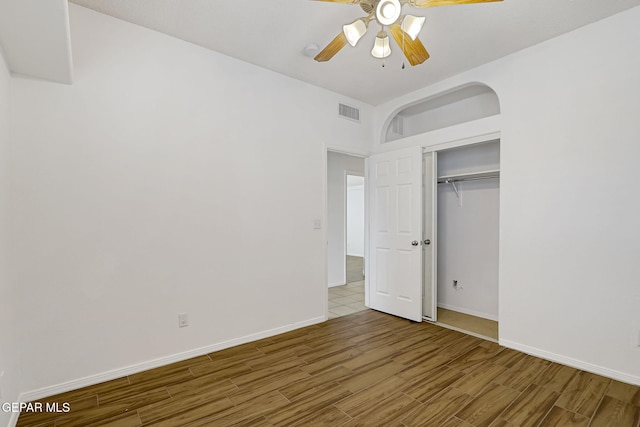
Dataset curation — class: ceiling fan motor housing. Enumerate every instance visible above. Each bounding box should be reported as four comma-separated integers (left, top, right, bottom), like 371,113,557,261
376,0,402,26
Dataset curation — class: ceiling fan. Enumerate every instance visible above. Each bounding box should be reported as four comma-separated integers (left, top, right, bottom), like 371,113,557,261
314,0,503,66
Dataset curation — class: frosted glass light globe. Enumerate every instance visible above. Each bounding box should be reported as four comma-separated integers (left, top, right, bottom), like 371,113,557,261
376,0,401,26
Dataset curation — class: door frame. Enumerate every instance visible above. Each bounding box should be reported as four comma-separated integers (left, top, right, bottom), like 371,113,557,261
422,134,501,325
324,147,369,320
422,151,438,322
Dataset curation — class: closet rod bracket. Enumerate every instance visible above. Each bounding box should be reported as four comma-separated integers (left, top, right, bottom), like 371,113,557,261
446,179,461,199
444,179,463,206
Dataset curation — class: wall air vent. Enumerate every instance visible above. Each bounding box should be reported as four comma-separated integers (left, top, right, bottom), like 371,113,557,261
338,103,360,122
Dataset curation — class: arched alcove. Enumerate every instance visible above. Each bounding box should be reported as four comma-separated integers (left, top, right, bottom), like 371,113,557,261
384,83,500,143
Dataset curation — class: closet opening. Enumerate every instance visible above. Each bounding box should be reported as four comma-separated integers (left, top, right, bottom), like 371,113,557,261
425,140,500,340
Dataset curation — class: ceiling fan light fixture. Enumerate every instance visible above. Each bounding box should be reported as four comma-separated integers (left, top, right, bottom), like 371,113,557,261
401,15,425,40
371,31,391,58
375,0,401,26
343,19,368,47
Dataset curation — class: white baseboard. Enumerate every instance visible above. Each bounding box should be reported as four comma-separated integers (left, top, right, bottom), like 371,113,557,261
437,303,498,322
346,253,364,258
328,281,345,288
500,339,640,386
17,316,325,406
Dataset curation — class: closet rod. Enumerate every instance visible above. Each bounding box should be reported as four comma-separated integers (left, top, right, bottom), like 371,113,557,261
437,174,499,184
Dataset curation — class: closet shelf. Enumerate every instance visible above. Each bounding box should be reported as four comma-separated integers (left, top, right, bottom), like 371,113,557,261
437,169,500,184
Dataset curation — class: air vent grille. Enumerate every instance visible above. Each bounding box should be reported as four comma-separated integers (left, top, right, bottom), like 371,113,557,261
338,103,360,122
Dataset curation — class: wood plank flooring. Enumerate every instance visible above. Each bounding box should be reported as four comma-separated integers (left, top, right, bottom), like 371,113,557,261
437,308,499,341
17,310,640,427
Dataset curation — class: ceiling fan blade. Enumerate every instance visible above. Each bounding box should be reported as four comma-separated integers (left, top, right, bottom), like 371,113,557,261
315,32,348,62
390,24,430,66
411,0,502,7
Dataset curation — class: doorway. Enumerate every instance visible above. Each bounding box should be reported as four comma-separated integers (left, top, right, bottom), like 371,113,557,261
346,174,365,283
428,141,500,340
327,152,367,319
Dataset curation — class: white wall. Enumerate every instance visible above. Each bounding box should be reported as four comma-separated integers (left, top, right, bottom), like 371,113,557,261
346,181,365,257
0,0,73,84
375,6,640,385
327,152,365,286
401,92,499,142
437,143,500,320
0,46,20,427
494,7,640,383
438,179,499,320
385,85,500,143
9,4,372,396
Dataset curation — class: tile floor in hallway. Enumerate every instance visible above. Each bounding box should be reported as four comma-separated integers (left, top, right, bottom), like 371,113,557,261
345,255,365,283
328,281,366,319
329,256,366,319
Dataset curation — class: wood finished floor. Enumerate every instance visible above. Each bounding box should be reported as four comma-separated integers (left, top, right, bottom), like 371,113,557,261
437,308,499,341
17,310,640,427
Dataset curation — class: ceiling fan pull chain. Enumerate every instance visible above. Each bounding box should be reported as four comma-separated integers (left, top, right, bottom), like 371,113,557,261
402,25,406,69
379,23,387,68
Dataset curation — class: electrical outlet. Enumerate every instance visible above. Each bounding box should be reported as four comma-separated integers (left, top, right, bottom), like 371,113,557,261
313,219,322,229
178,313,189,328
453,280,463,290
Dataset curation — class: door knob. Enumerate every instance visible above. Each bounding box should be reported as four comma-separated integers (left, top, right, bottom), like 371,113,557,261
423,239,431,245
411,241,419,246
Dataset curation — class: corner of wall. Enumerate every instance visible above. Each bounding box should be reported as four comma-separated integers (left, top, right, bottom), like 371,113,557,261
0,45,22,427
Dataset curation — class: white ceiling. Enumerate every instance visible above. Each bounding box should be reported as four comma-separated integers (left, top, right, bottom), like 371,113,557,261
69,0,640,105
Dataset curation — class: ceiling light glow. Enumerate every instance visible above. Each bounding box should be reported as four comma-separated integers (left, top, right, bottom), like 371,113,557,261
343,19,368,47
375,0,401,26
371,31,391,58
382,3,396,18
401,15,425,40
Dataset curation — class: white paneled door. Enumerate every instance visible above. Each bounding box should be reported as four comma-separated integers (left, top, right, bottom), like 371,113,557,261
367,147,423,322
